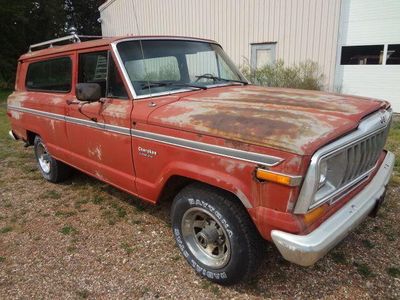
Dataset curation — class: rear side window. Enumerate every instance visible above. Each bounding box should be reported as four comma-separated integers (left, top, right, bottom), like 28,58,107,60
26,57,72,92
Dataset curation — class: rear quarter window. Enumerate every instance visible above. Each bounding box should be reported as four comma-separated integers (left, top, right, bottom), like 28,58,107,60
25,57,72,92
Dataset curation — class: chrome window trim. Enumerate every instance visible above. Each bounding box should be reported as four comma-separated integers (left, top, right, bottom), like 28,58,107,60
294,109,392,214
110,38,249,100
7,105,283,167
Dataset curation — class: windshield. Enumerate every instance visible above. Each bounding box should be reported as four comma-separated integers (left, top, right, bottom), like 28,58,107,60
116,39,247,96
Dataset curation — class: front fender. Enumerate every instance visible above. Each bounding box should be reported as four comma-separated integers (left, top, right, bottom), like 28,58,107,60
137,160,256,209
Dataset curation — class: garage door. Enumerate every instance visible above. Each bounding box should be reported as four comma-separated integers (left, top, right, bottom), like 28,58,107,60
335,0,400,113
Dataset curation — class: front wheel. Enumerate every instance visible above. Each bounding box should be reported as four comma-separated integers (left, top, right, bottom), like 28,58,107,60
171,183,263,285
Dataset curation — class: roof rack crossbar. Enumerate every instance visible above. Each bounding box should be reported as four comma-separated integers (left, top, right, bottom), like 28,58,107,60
29,34,81,52
28,34,112,52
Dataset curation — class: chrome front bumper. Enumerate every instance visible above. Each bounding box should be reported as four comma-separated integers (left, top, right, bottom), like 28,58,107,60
271,151,395,266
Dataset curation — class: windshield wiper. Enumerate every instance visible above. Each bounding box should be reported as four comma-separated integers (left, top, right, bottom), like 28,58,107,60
141,81,207,90
195,74,248,85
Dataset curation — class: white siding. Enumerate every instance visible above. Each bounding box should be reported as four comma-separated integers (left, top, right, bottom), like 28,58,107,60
336,0,400,112
99,0,342,90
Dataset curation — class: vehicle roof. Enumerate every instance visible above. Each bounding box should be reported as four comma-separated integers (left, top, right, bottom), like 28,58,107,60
19,35,217,61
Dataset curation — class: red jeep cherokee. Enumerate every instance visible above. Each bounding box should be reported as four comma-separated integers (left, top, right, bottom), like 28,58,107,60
7,35,395,284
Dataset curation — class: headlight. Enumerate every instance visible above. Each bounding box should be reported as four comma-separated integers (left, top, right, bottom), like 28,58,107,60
318,160,328,187
311,152,347,207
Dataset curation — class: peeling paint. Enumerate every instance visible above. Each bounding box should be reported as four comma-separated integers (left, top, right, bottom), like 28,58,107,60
104,102,130,118
218,159,247,174
7,92,28,107
50,97,64,105
88,146,103,161
94,170,105,180
10,110,22,120
49,119,56,132
149,85,383,155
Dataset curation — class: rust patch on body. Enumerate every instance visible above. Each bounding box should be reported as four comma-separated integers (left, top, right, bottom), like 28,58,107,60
149,85,384,155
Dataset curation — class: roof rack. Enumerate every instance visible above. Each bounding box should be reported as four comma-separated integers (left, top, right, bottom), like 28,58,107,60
28,34,105,52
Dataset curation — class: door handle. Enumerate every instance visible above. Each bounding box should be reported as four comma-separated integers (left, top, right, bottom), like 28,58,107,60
148,101,157,107
66,99,80,105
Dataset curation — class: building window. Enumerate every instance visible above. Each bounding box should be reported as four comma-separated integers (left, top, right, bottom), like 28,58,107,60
26,57,72,92
340,45,384,65
251,43,276,69
386,44,400,65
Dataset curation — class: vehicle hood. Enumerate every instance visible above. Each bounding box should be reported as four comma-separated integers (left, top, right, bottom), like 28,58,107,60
148,85,388,155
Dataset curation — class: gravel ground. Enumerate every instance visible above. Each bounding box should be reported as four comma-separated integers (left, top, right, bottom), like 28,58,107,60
0,100,399,299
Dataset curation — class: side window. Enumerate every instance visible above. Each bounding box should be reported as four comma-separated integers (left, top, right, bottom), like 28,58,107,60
78,51,108,97
26,57,72,92
107,56,128,99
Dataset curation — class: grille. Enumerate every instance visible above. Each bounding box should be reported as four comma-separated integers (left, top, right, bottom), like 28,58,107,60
339,125,390,188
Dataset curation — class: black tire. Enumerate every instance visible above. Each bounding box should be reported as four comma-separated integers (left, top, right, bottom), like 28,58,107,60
33,135,72,183
171,183,263,285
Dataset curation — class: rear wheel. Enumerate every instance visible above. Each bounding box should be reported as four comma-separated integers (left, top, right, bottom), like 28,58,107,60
34,136,72,183
171,183,263,285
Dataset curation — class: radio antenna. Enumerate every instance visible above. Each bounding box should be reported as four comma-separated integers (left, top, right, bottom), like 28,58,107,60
132,1,152,95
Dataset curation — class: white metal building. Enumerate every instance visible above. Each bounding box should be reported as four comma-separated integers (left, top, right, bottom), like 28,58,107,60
99,0,400,112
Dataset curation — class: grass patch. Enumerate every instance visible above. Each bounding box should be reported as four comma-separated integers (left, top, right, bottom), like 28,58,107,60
387,119,400,184
121,242,134,254
41,189,62,200
67,245,77,253
112,203,127,218
60,225,78,235
171,254,181,261
74,198,89,210
76,289,90,299
0,256,5,262
387,266,400,278
354,262,374,278
361,239,375,249
0,226,13,234
200,280,222,296
55,210,77,218
131,218,141,225
101,210,117,225
330,251,347,264
92,194,104,205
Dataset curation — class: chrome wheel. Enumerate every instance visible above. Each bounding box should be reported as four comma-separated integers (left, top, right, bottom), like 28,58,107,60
181,207,231,269
36,142,51,174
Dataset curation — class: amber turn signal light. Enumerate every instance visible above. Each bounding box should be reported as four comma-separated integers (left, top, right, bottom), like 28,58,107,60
302,205,328,225
256,168,302,186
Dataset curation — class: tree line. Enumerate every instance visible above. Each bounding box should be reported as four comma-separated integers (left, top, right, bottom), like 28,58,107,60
0,0,104,88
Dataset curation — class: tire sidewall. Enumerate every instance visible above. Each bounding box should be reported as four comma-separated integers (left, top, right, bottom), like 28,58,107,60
172,192,250,284
34,136,56,181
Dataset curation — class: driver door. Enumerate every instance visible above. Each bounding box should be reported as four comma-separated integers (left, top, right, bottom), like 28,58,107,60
66,48,136,194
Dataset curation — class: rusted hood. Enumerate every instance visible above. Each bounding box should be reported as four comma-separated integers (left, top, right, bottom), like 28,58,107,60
148,85,388,155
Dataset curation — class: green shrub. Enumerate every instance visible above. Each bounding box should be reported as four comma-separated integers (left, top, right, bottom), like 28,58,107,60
241,59,325,91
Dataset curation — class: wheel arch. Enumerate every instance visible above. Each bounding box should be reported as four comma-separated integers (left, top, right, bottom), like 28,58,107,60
157,167,254,210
